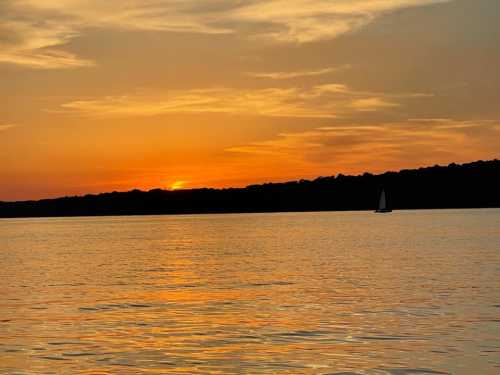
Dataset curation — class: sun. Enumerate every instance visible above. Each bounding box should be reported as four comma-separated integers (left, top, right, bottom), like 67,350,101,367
170,181,186,191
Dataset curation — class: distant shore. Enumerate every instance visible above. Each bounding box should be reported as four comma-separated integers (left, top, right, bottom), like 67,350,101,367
1,159,499,219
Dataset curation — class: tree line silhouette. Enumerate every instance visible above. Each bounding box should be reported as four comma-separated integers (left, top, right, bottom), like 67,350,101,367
1,159,499,218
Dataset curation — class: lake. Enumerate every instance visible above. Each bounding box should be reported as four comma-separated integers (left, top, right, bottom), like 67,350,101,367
1,209,499,374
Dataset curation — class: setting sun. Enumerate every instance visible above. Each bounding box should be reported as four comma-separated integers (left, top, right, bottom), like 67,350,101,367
170,181,187,191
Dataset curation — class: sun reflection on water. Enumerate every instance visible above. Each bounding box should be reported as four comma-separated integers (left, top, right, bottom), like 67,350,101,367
1,210,500,374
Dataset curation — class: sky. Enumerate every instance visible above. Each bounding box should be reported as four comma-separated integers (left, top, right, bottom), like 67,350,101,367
1,0,500,201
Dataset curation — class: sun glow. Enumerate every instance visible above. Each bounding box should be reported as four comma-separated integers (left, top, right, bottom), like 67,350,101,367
170,181,187,191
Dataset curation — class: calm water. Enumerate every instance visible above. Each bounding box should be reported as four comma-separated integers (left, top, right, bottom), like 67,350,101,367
1,210,499,375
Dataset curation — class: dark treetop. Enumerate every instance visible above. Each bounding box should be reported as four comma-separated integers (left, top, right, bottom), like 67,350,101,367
1,159,499,218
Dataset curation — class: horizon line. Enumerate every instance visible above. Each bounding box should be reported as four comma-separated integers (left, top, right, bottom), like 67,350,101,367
2,158,498,204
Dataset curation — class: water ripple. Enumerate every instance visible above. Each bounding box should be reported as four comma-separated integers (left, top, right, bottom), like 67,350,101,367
1,211,499,374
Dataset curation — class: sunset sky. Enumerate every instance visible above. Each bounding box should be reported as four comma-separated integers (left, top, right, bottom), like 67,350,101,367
1,0,500,201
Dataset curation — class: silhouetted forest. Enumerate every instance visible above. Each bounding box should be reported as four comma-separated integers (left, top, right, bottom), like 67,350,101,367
1,159,499,218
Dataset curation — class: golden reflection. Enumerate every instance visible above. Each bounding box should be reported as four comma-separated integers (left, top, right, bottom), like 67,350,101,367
1,212,500,374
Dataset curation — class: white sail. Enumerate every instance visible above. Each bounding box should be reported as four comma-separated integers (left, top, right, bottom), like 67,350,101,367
378,189,387,211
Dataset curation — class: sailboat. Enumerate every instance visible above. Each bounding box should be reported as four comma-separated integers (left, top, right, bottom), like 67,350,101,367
375,188,392,213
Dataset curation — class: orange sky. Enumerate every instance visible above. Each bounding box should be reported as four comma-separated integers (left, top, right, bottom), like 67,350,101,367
1,0,500,201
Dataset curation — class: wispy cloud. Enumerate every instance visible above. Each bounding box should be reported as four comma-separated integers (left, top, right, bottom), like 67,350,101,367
226,119,500,173
0,15,95,69
56,84,428,119
0,0,452,69
58,89,336,119
0,124,17,131
247,65,351,80
350,97,400,112
229,0,453,43
0,0,229,69
0,49,95,70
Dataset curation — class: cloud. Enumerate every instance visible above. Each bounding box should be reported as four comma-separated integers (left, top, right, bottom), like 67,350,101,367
229,0,453,43
0,49,95,70
0,124,17,131
226,119,500,173
0,0,453,69
0,12,93,69
247,65,351,80
58,89,335,119
350,97,400,111
0,0,229,69
57,84,429,119
15,0,231,34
